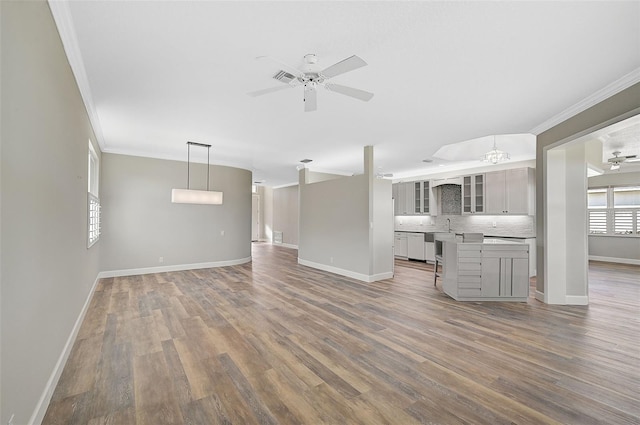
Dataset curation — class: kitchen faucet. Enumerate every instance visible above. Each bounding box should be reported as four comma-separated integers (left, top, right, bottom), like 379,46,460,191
447,218,451,233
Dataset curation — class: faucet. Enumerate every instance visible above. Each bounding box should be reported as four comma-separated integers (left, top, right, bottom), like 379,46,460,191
447,218,451,233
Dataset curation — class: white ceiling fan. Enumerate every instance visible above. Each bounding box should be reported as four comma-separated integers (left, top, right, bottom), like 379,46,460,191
607,151,640,170
248,54,374,112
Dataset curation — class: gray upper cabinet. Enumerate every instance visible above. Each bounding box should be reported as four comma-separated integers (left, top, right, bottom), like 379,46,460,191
393,180,434,216
414,180,432,215
462,174,485,214
485,168,534,215
393,182,414,215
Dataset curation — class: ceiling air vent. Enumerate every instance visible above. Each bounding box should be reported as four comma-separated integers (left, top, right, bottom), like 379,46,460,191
273,70,297,84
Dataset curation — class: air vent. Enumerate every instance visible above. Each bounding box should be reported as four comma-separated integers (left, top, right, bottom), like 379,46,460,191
300,159,313,163
273,70,296,84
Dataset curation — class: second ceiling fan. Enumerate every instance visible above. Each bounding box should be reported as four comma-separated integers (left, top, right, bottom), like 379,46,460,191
248,54,374,112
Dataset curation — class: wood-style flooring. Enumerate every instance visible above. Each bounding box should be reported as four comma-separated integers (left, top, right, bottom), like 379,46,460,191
43,244,640,424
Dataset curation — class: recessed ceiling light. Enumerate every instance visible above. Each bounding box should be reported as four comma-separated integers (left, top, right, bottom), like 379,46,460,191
300,159,313,163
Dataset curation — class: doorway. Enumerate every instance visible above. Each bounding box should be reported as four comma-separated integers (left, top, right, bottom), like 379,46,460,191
252,194,260,241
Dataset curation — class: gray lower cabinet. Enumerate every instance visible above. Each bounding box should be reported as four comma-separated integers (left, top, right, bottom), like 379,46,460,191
481,254,529,298
442,241,529,301
394,233,408,258
407,233,426,260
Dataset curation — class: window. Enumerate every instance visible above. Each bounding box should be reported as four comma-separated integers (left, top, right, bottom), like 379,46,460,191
588,186,639,237
613,186,640,208
88,142,101,247
587,188,607,208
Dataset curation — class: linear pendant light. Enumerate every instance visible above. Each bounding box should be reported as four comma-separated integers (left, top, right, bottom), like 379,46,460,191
171,141,223,205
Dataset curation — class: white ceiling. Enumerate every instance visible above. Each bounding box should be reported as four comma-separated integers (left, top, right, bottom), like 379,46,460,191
52,1,640,187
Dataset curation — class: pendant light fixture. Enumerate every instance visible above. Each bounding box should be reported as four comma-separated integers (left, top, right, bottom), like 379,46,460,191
171,141,223,205
482,136,510,164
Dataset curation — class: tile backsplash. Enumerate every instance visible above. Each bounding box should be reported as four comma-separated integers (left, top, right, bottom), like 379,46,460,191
395,214,535,237
440,184,462,215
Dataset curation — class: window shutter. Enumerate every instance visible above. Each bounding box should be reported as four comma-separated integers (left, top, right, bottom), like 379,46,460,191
613,210,634,235
588,210,608,234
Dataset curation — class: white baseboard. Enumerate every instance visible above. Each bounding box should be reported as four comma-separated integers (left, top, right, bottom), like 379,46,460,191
298,258,393,283
272,242,298,250
98,257,252,278
589,255,640,266
534,290,589,305
29,274,101,425
565,295,589,305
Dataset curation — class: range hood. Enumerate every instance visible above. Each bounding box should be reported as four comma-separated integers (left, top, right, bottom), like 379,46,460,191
430,177,462,187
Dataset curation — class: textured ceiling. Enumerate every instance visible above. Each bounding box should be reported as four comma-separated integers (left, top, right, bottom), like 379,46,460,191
54,1,640,186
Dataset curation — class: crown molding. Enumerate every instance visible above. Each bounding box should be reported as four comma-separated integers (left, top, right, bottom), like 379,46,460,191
530,68,640,136
48,0,106,151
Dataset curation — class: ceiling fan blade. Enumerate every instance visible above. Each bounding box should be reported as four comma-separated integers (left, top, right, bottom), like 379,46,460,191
304,86,317,112
320,55,367,79
623,154,637,159
325,83,374,102
256,56,304,79
247,85,294,97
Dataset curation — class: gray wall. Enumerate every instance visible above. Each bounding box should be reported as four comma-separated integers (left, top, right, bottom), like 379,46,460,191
536,83,640,294
299,173,371,275
589,171,640,188
372,179,394,275
100,153,251,272
1,1,102,422
273,185,299,246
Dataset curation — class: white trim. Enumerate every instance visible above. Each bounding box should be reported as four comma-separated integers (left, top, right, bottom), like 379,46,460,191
98,257,251,278
535,290,546,303
565,295,589,306
589,255,640,266
29,274,101,425
272,242,298,250
298,258,393,283
48,0,106,151
272,182,299,189
530,67,640,135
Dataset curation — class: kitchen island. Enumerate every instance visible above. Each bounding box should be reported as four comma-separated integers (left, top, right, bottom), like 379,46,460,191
442,239,529,302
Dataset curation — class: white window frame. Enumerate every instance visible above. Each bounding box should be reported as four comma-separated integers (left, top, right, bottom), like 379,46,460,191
88,142,101,248
587,186,639,237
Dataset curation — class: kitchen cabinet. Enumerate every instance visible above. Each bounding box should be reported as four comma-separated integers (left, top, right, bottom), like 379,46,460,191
413,180,433,215
412,181,425,214
442,240,529,301
394,181,434,216
425,241,435,263
462,174,485,214
485,168,534,215
393,183,414,215
407,233,426,260
481,252,529,298
394,232,408,258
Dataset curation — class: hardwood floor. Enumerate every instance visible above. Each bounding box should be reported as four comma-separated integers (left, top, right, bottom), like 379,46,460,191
43,244,640,424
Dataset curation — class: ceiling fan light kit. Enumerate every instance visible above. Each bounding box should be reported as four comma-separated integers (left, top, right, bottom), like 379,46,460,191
607,150,639,171
249,54,374,112
171,142,223,205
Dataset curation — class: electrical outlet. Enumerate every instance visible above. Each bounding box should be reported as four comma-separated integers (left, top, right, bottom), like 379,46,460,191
159,256,164,263
492,221,497,228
